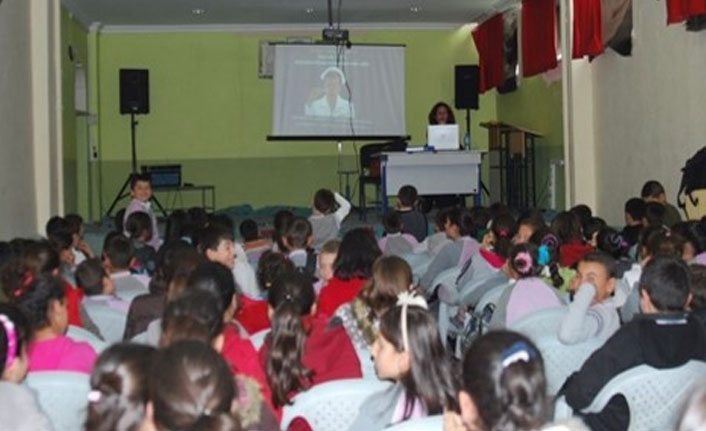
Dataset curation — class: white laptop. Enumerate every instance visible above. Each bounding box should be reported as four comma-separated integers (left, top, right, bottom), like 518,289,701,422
427,124,459,151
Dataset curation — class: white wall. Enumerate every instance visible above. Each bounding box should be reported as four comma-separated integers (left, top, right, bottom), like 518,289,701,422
0,0,37,238
592,0,706,225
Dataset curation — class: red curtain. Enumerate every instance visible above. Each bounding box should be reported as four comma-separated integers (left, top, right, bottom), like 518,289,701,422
573,0,603,58
667,0,706,24
522,0,558,76
472,14,505,93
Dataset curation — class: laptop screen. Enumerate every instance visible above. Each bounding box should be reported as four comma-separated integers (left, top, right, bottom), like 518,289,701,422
427,125,459,151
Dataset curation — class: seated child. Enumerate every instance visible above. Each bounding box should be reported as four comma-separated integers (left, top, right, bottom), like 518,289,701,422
583,217,607,248
65,213,94,266
13,275,97,373
308,188,351,251
145,341,243,431
272,209,295,253
489,243,564,329
76,258,130,312
317,228,382,318
347,292,456,430
396,185,428,242
103,234,149,303
46,222,77,277
123,173,161,250
200,223,259,299
314,239,339,295
621,197,646,247
641,179,682,227
559,252,620,345
595,228,632,277
552,211,594,268
239,218,272,252
413,207,452,256
644,201,667,227
513,210,547,245
378,212,419,256
84,343,156,431
284,217,317,277
562,257,706,431
125,211,158,276
260,271,361,413
0,304,53,431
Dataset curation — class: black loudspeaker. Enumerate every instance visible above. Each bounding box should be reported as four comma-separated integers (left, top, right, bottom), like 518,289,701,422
119,69,149,114
454,65,479,110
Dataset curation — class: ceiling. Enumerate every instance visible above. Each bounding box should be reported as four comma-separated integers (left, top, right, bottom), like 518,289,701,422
61,0,516,29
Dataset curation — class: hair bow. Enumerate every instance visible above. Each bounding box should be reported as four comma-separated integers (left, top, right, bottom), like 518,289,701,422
396,291,428,352
500,341,537,368
0,314,17,368
514,251,533,275
537,245,551,266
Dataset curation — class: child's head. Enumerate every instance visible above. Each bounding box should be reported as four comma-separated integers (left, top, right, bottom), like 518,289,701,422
569,204,593,228
689,264,706,312
1,241,60,299
273,209,295,252
0,303,30,383
383,212,403,235
48,228,75,268
238,219,260,243
443,207,474,239
514,211,546,245
469,206,492,239
266,270,316,407
148,340,240,431
317,240,340,284
458,331,548,431
508,243,543,280
187,262,238,323
596,228,629,260
551,211,583,244
75,258,114,296
163,248,206,302
334,228,382,281
625,197,647,225
102,234,135,272
64,213,84,246
359,255,412,318
488,214,518,259
129,173,152,202
84,343,156,431
639,256,691,313
13,274,68,337
570,252,617,302
397,185,418,209
644,202,666,227
641,226,685,262
284,217,313,251
374,293,455,417
641,180,666,203
160,290,224,349
256,251,295,292
198,226,236,270
313,188,336,214
583,217,607,246
528,228,563,288
165,209,188,242
125,211,153,242
672,222,706,262
45,216,70,239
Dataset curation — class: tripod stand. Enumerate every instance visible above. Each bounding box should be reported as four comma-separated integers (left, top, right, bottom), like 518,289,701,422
104,112,167,219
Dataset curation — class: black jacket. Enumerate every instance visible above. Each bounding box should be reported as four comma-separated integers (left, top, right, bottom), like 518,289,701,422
560,313,706,431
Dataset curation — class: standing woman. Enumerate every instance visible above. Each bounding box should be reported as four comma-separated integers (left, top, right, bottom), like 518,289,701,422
426,101,462,210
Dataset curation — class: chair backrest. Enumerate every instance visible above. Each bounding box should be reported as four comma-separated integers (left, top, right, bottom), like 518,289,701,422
360,143,388,171
66,324,108,354
582,361,706,431
249,329,270,350
281,378,392,431
383,415,443,431
26,371,90,431
83,302,128,344
510,307,603,395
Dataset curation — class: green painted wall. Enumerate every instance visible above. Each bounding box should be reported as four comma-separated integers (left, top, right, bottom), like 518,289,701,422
60,8,89,214
495,76,565,210
87,27,498,218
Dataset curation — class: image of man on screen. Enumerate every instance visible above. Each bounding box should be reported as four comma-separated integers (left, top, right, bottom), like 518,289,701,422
304,66,355,118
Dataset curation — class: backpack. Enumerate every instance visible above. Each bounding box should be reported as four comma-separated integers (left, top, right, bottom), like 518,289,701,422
678,146,706,211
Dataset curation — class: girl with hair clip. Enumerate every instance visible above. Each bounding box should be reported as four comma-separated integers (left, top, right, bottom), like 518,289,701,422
347,292,457,430
332,255,413,376
488,243,564,329
595,228,632,277
0,303,53,431
444,330,587,431
420,208,481,297
259,271,361,415
84,343,156,431
13,274,97,373
529,228,568,292
143,340,242,431
551,211,594,268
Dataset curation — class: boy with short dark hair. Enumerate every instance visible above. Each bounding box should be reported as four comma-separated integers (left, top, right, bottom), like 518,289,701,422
65,213,94,265
562,257,706,431
308,188,351,251
284,217,316,276
622,197,646,246
239,218,271,252
76,258,129,313
641,179,682,227
123,173,161,249
125,211,157,276
102,233,148,302
559,251,620,345
198,226,236,270
377,212,418,256
396,184,427,242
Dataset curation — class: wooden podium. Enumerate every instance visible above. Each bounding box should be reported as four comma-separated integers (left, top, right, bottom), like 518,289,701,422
481,121,541,209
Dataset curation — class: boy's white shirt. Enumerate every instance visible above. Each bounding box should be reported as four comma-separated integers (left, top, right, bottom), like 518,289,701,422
232,242,260,298
310,191,351,227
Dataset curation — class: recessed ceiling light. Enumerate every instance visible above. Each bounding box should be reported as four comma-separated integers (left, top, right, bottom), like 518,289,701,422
305,8,314,14
410,6,421,13
192,8,206,16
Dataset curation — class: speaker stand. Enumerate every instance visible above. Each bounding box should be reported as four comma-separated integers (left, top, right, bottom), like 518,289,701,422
104,112,167,220
465,109,490,207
